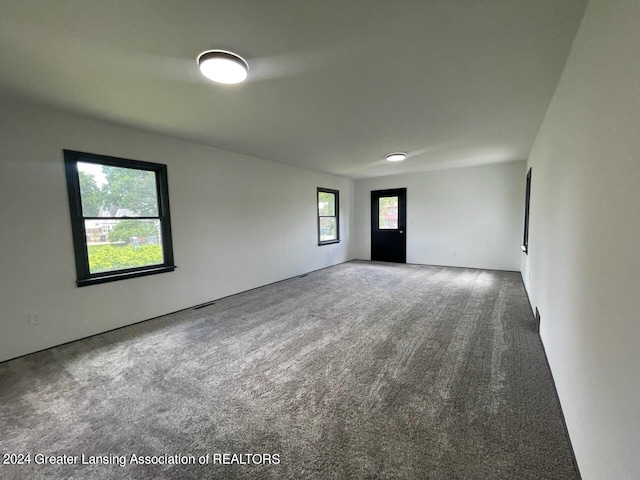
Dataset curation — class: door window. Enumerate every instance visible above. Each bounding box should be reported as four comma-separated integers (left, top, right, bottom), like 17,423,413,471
378,196,399,229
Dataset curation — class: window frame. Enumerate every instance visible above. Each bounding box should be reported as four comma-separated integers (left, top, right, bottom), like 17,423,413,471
64,150,176,287
522,167,532,254
317,187,340,246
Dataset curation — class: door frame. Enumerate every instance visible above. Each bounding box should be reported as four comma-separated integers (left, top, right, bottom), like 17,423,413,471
371,188,407,263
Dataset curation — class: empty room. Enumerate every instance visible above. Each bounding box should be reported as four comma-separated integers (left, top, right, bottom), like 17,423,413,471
1,0,638,479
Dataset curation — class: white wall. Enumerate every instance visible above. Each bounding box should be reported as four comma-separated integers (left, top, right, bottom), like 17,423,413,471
0,97,354,362
521,0,640,478
354,161,525,271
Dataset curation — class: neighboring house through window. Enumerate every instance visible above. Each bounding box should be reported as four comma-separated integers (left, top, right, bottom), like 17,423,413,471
64,150,175,286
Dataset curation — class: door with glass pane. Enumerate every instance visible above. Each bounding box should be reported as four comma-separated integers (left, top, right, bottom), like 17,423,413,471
371,188,406,263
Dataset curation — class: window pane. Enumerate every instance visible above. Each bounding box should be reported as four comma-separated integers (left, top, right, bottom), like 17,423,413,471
78,162,159,217
379,196,399,229
319,217,337,241
85,219,164,273
318,191,335,216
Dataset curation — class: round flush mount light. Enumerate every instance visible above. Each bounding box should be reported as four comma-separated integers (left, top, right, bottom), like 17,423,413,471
197,50,248,84
386,152,407,162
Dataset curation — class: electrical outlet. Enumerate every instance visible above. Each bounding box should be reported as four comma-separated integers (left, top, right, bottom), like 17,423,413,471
28,313,41,326
452,250,457,257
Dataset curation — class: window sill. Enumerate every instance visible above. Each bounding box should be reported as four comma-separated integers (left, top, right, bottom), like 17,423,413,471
318,240,340,246
77,265,176,287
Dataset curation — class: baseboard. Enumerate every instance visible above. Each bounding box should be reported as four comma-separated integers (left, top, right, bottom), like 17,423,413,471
354,258,521,274
516,273,581,478
519,272,536,315
539,341,583,479
0,259,355,365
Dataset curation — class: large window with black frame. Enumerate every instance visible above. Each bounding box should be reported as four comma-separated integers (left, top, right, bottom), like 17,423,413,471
317,188,340,245
64,150,175,286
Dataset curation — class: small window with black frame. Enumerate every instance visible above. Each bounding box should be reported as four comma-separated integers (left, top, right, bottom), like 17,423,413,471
64,150,175,286
317,188,340,245
522,167,532,254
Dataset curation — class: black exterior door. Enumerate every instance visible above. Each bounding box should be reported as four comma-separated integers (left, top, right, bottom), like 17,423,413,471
371,188,406,263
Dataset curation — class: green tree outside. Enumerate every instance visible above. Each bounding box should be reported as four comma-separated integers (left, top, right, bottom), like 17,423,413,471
102,165,158,216
78,171,102,216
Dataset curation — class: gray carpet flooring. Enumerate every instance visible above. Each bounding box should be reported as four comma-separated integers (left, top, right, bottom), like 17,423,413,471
0,261,578,479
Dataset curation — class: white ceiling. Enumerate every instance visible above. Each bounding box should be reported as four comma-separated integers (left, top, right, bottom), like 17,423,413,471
0,0,587,178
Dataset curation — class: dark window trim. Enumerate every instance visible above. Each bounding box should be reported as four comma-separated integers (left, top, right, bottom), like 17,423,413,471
317,187,340,246
522,167,532,254
64,150,176,287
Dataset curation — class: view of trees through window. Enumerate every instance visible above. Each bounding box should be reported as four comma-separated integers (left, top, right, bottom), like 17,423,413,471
378,196,399,229
78,162,164,273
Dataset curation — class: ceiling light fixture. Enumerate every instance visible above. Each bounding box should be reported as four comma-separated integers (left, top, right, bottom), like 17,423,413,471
197,50,248,84
386,152,407,162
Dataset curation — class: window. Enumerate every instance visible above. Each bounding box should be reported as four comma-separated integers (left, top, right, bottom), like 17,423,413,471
378,196,399,229
317,188,340,245
64,150,175,286
522,167,532,254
